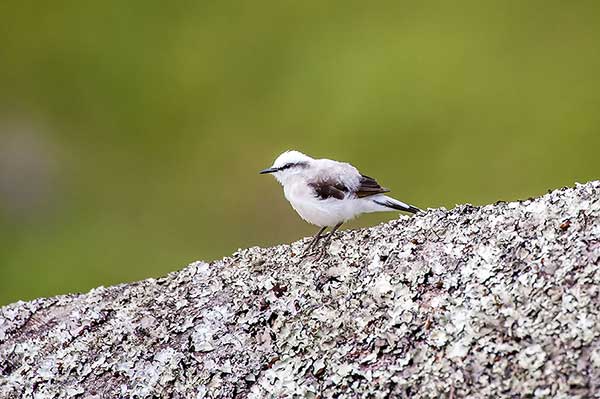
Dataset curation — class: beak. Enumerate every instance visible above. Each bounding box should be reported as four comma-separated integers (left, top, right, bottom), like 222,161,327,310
259,167,279,174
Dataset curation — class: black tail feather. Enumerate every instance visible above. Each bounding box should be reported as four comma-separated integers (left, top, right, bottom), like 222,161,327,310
374,200,422,214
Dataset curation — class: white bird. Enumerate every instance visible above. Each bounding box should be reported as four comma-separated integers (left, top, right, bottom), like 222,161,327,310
260,150,421,255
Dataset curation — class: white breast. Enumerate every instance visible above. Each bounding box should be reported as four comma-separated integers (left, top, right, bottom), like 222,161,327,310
283,179,363,227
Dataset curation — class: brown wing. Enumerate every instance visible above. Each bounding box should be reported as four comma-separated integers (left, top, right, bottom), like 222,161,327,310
309,180,349,200
356,174,390,198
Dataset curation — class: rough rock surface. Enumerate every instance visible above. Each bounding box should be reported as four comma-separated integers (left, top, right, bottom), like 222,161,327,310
1,181,600,398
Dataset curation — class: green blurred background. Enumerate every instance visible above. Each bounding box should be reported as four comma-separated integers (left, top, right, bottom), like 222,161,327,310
1,1,599,305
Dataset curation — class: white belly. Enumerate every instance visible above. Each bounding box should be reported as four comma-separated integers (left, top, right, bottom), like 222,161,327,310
283,182,361,227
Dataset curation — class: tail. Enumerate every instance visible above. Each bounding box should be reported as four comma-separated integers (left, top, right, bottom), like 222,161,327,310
373,195,422,214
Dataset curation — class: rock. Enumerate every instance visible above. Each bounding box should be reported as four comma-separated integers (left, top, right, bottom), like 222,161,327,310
1,181,599,398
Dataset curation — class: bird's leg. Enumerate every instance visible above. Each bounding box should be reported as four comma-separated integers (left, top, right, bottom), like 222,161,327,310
303,226,328,256
318,222,343,258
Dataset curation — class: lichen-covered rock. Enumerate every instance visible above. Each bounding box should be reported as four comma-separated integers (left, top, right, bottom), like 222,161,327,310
1,181,599,398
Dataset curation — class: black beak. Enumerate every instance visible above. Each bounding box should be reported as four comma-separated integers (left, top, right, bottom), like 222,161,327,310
259,167,279,174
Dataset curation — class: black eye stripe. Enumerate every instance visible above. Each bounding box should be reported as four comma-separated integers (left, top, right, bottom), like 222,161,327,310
279,162,307,171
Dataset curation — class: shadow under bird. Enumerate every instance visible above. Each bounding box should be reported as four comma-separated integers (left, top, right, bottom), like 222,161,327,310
260,150,421,256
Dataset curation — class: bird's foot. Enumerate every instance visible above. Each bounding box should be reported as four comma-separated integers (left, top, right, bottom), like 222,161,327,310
300,243,327,260
314,241,333,261
302,247,322,260
301,242,318,258
301,231,329,258
314,250,327,262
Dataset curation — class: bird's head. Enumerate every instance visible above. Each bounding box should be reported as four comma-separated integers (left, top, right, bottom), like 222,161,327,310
259,150,312,185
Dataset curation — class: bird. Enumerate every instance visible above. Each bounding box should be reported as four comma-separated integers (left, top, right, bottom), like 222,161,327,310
259,150,421,256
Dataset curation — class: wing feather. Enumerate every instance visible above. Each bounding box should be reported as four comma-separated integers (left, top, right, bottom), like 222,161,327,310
356,174,390,198
309,180,348,200
309,174,389,200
